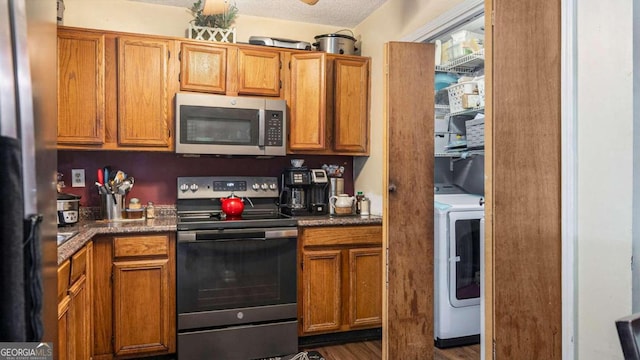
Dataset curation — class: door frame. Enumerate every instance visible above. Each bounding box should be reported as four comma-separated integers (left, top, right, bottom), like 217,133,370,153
403,0,578,358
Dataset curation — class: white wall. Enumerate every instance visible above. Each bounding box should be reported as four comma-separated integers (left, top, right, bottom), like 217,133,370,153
63,0,344,44
353,0,465,214
577,0,634,358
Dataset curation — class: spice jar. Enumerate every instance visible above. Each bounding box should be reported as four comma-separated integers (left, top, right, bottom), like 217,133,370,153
146,201,155,219
129,197,141,209
355,191,365,214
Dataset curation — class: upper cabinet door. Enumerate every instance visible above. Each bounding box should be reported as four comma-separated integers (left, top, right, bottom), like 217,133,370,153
180,42,227,94
237,48,281,96
117,36,171,148
333,57,370,154
57,30,105,145
289,53,327,151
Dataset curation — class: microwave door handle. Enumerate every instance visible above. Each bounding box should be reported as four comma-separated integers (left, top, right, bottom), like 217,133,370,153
258,108,265,147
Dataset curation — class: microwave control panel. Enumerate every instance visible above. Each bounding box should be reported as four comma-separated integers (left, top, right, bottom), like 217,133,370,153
265,110,284,147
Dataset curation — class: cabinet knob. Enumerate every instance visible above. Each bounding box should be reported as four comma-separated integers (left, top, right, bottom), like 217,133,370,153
388,183,397,193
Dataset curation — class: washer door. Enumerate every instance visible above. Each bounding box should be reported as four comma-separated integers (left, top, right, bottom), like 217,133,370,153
448,210,484,308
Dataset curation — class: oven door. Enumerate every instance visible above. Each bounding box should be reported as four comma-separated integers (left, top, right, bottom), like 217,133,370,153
177,227,298,330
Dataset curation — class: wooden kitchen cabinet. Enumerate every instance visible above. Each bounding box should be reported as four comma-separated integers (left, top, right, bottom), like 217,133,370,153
93,233,176,359
57,28,105,145
179,41,227,94
57,27,177,151
288,53,370,155
235,47,282,97
298,225,382,336
178,42,281,97
117,36,173,148
58,242,93,360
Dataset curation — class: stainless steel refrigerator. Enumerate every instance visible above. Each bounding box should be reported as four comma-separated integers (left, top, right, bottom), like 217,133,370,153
0,0,57,346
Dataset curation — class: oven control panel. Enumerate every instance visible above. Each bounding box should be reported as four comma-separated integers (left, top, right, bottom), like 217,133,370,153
177,176,279,199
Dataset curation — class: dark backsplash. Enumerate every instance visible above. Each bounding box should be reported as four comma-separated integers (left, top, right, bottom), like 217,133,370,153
57,151,354,207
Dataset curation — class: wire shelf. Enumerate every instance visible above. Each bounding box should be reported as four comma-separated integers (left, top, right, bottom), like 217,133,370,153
435,150,484,158
438,48,485,72
447,107,485,118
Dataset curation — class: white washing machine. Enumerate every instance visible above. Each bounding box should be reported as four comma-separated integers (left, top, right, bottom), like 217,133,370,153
434,189,484,348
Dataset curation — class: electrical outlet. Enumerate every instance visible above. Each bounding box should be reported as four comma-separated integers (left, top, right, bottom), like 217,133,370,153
71,169,85,188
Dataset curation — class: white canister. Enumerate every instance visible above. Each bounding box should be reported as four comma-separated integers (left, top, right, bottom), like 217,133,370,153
360,198,370,216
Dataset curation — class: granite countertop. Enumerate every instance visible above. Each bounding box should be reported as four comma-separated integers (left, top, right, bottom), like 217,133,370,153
295,214,382,227
57,214,382,265
57,217,177,265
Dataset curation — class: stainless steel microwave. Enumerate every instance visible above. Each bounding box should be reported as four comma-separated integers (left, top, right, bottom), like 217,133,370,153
175,93,287,156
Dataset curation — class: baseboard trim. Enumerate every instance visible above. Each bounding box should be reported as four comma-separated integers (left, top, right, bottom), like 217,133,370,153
299,328,382,348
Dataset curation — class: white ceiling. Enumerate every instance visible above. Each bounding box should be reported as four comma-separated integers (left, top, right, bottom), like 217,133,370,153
128,0,388,28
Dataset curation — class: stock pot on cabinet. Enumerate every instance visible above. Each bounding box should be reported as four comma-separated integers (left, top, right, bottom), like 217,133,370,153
313,31,358,55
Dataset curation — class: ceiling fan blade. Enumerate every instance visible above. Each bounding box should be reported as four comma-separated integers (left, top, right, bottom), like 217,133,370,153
299,0,319,4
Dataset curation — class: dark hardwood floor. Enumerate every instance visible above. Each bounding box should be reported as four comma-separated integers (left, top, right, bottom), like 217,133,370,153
303,340,480,360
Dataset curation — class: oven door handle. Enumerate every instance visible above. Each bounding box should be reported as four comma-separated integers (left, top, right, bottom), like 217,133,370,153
178,229,298,243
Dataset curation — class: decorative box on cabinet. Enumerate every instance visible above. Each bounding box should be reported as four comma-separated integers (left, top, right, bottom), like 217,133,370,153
288,53,370,155
298,225,382,336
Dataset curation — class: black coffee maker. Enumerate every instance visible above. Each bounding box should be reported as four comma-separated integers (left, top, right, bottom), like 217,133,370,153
308,169,329,215
280,167,312,216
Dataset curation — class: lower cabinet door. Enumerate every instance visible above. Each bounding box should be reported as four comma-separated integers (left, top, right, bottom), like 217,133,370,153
302,249,342,333
113,259,171,357
348,247,383,328
57,297,70,360
68,275,91,360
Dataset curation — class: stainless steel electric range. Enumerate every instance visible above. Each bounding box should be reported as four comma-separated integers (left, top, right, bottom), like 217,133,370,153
176,176,298,360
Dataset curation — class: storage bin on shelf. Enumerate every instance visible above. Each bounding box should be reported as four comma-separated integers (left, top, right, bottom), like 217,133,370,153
440,30,484,64
465,117,485,149
447,75,485,114
447,81,477,113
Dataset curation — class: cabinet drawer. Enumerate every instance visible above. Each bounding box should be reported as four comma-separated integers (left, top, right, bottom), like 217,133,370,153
302,226,382,247
114,234,169,258
69,245,87,284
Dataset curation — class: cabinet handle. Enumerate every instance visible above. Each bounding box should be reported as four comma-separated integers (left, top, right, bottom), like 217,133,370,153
388,183,397,193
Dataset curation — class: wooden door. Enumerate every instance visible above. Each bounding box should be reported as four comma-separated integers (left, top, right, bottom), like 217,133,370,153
57,29,105,145
348,247,382,328
488,0,562,358
333,57,370,154
113,259,171,357
383,42,435,359
302,249,342,333
57,299,70,360
68,243,91,359
237,48,281,96
117,36,172,148
68,274,89,359
180,42,227,93
57,260,71,360
289,53,327,151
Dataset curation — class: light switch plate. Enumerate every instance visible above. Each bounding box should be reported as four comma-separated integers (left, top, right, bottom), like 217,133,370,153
71,169,85,187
